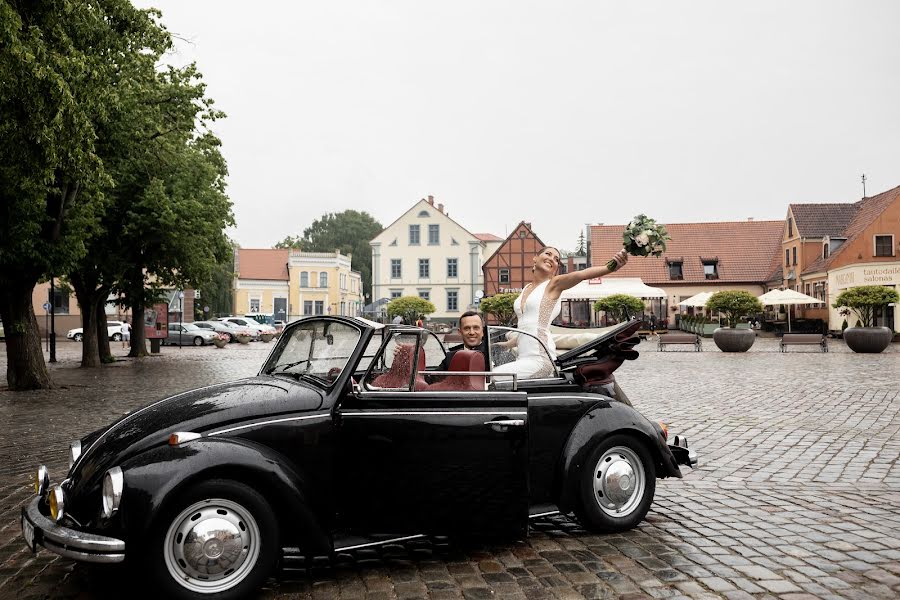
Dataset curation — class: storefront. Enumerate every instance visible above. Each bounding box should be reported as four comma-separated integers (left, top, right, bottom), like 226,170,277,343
828,263,900,331
557,278,667,327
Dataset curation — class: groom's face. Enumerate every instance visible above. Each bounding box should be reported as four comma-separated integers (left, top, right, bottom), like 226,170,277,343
459,315,483,349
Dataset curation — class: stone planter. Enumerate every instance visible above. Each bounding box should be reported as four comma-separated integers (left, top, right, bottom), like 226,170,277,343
843,326,893,353
236,334,251,345
712,327,756,352
260,333,275,343
212,338,227,348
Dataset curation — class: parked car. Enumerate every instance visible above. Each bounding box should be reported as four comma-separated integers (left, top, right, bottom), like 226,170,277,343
22,318,695,599
66,321,124,342
273,320,286,334
192,320,252,343
162,322,219,346
218,316,276,338
0,319,4,339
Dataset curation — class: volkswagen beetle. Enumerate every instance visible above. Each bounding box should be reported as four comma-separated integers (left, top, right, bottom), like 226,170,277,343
22,316,696,599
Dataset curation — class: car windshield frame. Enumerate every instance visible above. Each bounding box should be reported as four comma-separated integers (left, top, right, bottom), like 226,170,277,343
486,325,559,379
262,318,365,388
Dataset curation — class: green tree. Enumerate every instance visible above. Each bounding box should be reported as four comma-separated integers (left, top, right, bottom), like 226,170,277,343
575,231,586,256
386,296,435,324
594,294,644,322
706,290,763,328
273,235,303,249
195,244,236,319
0,1,167,389
480,293,519,326
833,286,900,328
284,211,382,297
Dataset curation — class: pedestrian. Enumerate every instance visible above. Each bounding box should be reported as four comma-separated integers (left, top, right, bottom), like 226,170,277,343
649,313,658,338
120,319,131,349
415,316,423,328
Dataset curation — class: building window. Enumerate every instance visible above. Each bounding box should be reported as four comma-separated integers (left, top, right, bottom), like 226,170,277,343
875,235,894,257
390,259,402,278
320,272,328,287
300,272,309,287
823,243,829,259
51,289,70,314
418,289,430,301
419,258,430,278
447,290,458,311
340,273,347,290
805,283,811,296
390,290,402,299
785,249,790,267
702,260,719,280
340,301,346,315
668,262,683,280
788,217,793,238
314,301,324,315
250,298,261,312
518,230,527,238
303,301,313,315
409,224,420,245
792,247,797,266
499,268,510,284
418,210,430,217
447,258,458,278
428,224,440,245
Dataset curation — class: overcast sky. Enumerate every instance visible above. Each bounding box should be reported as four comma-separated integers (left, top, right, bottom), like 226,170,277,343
135,0,900,252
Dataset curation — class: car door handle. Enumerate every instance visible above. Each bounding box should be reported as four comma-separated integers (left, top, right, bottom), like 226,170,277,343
484,419,526,432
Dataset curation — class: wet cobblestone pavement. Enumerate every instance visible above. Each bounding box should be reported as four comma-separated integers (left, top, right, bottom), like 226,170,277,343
0,337,898,599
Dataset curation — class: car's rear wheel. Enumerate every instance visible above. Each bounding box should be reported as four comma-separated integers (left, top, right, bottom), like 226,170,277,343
574,434,656,533
112,333,123,341
149,480,278,600
73,333,83,342
193,336,204,346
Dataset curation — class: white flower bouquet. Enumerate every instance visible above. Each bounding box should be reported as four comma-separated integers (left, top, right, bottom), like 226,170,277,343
606,214,671,271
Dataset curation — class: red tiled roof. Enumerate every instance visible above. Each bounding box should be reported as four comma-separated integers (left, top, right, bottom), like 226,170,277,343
237,248,289,281
590,220,784,285
822,185,900,269
790,203,858,238
474,232,503,242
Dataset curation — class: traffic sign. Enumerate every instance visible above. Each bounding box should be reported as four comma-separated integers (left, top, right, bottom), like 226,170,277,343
42,302,52,312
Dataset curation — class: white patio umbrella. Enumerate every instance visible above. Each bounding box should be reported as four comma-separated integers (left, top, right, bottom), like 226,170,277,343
757,289,822,332
678,292,714,307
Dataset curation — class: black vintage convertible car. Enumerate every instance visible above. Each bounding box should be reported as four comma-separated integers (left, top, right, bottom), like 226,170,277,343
22,316,696,599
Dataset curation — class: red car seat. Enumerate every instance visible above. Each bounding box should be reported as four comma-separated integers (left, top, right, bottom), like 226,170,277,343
429,349,486,392
371,343,428,390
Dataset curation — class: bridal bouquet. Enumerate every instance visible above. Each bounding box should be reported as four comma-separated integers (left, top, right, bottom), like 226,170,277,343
606,214,671,271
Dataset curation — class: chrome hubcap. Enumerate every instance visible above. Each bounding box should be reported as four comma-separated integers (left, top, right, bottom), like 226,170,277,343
593,446,646,517
163,498,260,594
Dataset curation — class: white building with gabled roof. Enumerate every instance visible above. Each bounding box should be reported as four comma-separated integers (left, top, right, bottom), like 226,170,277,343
370,196,491,323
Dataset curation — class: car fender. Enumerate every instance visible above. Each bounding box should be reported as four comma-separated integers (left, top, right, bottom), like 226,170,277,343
555,397,681,513
117,436,331,554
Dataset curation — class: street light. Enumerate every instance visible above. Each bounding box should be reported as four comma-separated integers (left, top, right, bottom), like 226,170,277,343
178,291,185,348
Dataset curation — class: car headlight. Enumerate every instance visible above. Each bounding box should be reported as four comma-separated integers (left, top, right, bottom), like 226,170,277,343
101,467,124,518
49,484,65,522
34,465,49,496
69,440,82,469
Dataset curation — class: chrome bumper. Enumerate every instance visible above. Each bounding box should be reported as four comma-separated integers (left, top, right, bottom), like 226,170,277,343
668,435,699,469
21,497,125,563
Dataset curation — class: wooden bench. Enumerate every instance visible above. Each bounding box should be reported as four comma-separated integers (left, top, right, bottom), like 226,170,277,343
780,333,828,352
658,333,701,352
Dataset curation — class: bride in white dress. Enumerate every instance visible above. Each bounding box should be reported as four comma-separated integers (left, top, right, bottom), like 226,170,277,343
493,247,628,379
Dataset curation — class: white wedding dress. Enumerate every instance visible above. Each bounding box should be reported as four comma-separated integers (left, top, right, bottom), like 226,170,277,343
494,280,561,379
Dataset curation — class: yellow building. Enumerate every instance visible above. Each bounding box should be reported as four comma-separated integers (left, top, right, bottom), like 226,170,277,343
233,248,362,322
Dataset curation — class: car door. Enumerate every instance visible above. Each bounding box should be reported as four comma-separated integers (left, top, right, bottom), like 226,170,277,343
337,330,529,538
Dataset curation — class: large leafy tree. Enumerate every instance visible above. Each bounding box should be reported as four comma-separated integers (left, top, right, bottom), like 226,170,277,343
0,1,167,389
706,290,763,328
833,285,900,328
480,293,519,326
275,211,382,298
386,296,435,325
593,294,644,322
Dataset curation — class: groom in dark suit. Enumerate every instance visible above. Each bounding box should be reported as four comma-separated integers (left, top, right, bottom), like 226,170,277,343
437,311,487,372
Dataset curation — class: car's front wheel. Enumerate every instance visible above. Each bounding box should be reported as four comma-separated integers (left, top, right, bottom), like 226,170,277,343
149,480,278,600
112,333,123,341
574,434,656,533
73,333,83,342
193,336,204,346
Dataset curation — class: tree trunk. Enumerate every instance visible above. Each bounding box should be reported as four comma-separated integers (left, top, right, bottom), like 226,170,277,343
0,281,52,390
95,297,114,363
73,285,101,368
129,294,148,357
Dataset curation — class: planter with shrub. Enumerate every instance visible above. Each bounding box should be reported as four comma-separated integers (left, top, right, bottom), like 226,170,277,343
706,291,764,352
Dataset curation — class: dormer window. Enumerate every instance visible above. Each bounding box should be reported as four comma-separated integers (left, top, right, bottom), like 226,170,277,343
668,260,683,280
418,210,430,218
823,243,829,258
702,259,719,280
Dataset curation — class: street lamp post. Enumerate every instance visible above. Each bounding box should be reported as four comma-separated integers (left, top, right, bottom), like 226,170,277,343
178,291,185,348
49,276,57,363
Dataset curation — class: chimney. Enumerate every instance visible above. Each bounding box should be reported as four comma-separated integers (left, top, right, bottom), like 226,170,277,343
437,203,444,213
428,195,434,203
747,217,754,221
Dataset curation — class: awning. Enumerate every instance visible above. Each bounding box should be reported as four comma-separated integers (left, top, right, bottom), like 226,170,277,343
361,298,391,314
559,278,666,301
678,292,713,307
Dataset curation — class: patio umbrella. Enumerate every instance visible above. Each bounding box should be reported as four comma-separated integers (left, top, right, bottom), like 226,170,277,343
757,289,821,332
678,292,714,307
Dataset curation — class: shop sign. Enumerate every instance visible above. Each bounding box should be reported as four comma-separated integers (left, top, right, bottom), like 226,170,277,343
144,303,169,339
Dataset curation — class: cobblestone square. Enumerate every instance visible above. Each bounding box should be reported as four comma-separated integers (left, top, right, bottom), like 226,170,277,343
0,337,897,599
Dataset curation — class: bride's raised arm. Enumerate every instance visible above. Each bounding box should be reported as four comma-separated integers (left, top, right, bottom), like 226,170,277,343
547,249,628,297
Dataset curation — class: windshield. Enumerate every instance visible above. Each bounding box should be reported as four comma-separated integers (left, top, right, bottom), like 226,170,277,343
182,323,200,331
265,320,361,383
